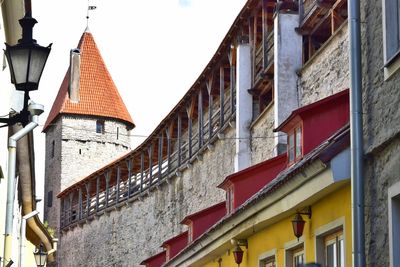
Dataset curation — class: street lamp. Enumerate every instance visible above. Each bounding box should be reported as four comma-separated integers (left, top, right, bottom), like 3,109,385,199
33,244,47,267
0,2,51,127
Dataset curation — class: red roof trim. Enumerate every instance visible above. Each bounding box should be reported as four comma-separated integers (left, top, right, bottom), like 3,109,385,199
218,153,287,189
161,231,188,248
180,202,226,225
274,89,349,132
140,251,166,265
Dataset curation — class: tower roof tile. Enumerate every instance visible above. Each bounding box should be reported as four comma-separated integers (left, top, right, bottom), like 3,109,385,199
43,31,134,131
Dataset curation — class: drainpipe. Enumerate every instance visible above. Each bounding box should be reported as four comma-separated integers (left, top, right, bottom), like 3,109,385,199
19,210,39,267
3,103,44,267
348,0,365,266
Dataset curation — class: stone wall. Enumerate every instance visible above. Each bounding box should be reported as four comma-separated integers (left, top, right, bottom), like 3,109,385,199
362,0,400,265
298,23,349,106
60,116,131,190
251,103,276,165
58,126,236,267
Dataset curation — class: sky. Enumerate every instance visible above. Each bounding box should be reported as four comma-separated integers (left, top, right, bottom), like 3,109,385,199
28,0,247,203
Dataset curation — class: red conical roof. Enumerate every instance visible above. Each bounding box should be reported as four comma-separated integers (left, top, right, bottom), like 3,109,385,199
43,30,134,131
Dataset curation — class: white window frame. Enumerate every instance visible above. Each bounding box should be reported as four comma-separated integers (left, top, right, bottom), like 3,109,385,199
284,238,305,267
258,249,277,267
388,181,400,267
382,0,400,79
314,217,346,267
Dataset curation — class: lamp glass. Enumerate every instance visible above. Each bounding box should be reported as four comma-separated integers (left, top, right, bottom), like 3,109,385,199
233,245,244,264
5,44,51,91
292,213,306,239
34,244,47,267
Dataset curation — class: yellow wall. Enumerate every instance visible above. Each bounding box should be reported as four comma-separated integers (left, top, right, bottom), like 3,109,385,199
202,184,351,267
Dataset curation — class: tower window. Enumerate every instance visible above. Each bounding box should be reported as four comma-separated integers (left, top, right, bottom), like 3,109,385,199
51,140,55,158
117,127,119,140
96,120,105,134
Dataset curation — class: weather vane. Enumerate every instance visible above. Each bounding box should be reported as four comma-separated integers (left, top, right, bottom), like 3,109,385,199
86,0,97,28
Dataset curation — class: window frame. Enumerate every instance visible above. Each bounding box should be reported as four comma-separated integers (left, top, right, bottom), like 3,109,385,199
96,120,105,134
388,181,400,267
284,239,305,267
314,217,346,267
382,0,400,79
287,123,303,164
258,249,277,267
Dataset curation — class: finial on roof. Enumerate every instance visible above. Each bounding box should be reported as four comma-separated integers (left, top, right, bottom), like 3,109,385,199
86,0,97,29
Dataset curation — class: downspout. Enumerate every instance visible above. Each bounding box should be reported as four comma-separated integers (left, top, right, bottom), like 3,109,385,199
3,103,44,267
19,210,39,267
348,0,365,266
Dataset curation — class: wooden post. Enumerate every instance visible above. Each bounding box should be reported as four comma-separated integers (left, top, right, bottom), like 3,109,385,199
262,0,268,68
166,128,171,175
186,103,193,159
148,144,153,184
158,133,163,180
105,171,110,207
78,187,83,220
68,192,73,223
206,76,213,141
127,159,133,198
198,90,204,148
116,165,121,203
140,151,144,191
96,176,100,212
178,114,182,165
85,181,91,217
219,66,225,128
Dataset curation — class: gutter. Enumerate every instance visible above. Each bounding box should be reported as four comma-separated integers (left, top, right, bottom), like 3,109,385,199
348,0,365,266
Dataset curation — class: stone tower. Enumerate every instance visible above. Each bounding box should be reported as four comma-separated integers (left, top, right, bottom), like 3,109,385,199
43,29,135,233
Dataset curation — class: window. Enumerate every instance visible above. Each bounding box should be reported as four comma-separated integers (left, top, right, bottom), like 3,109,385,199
96,120,105,134
260,256,276,267
388,181,400,267
383,0,400,78
288,126,302,163
47,191,53,208
384,0,400,63
293,247,304,267
117,127,119,140
285,244,304,267
51,140,55,158
324,230,344,267
226,186,234,214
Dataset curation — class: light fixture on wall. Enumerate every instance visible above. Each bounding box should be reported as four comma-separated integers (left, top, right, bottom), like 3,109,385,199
0,0,51,128
291,206,312,240
231,239,247,266
33,243,47,267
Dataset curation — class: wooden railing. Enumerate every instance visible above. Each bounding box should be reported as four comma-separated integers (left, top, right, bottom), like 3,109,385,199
254,31,274,85
60,89,236,229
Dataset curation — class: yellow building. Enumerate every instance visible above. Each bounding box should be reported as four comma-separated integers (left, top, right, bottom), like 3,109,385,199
161,91,351,267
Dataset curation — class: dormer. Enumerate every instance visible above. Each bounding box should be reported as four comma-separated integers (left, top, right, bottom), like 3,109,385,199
161,231,188,261
275,89,349,165
218,154,287,214
181,202,226,243
140,251,166,267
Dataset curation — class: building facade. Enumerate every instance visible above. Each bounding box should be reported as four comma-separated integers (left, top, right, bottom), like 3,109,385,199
362,0,400,266
46,0,352,266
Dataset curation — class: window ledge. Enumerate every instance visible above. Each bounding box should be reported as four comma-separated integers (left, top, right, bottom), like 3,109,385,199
384,52,400,81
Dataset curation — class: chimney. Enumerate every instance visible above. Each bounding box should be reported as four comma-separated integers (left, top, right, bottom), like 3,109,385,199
69,48,81,103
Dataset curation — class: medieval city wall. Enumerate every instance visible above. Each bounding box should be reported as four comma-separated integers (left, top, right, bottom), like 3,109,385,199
298,23,349,105
58,126,237,267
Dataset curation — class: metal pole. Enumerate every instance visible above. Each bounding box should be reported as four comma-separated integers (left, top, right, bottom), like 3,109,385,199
348,0,365,266
3,104,43,267
19,210,39,267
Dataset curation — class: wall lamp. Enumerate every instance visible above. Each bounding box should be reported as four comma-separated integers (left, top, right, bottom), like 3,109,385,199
231,239,247,266
33,243,47,267
0,0,51,128
291,206,312,240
